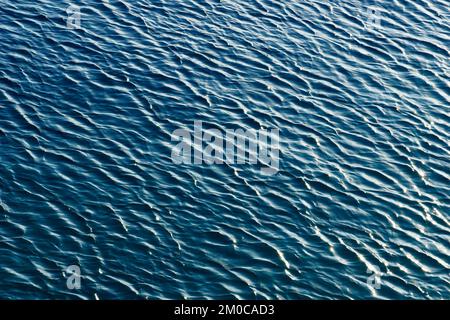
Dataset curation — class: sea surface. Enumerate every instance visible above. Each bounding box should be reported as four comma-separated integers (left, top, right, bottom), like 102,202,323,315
0,0,449,299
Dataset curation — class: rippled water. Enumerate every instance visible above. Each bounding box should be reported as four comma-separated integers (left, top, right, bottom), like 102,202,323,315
0,0,449,299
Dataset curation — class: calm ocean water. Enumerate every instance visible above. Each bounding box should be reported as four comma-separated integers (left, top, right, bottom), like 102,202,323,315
0,0,449,299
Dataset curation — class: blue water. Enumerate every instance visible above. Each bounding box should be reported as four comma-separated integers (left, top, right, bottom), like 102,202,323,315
0,0,449,299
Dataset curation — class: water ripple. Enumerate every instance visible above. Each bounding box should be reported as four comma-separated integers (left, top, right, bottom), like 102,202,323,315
0,0,449,299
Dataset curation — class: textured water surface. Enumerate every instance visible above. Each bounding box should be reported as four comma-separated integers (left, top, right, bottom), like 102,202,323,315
0,0,449,299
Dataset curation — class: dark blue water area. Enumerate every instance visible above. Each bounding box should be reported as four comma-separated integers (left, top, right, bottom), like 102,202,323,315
0,0,449,299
